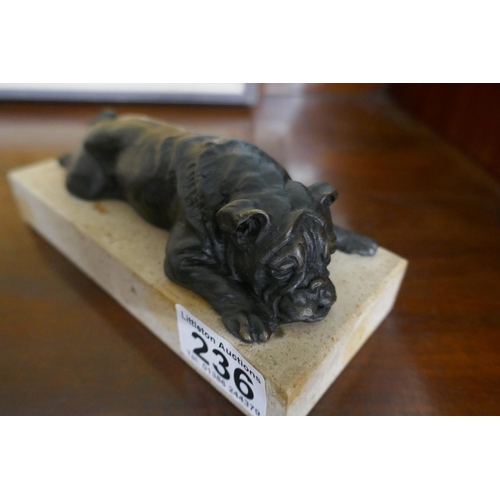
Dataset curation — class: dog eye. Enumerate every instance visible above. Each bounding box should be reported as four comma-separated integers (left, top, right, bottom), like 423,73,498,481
271,262,294,278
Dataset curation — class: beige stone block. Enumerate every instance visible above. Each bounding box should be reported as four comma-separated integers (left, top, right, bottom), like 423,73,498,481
8,159,408,416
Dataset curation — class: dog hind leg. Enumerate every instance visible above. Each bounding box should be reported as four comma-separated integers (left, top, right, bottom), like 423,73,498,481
64,148,106,200
63,126,127,200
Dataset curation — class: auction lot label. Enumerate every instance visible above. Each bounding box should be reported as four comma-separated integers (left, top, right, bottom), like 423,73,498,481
177,305,266,416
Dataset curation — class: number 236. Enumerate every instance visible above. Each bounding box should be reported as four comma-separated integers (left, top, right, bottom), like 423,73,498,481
191,332,255,400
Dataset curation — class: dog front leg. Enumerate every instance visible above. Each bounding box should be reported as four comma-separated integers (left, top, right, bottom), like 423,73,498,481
165,224,276,343
333,225,378,256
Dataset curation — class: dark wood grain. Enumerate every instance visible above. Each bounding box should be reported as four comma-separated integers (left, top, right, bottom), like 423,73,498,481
1,89,499,415
391,83,500,181
262,83,387,96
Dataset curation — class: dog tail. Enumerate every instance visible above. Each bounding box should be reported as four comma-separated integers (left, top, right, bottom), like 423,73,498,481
89,109,118,125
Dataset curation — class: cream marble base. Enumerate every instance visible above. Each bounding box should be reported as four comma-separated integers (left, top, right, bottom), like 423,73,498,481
8,160,408,416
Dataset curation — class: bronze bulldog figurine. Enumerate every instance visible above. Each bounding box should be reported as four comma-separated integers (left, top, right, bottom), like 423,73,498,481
61,112,377,343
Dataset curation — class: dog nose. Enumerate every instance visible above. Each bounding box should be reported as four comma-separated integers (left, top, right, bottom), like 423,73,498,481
320,286,336,307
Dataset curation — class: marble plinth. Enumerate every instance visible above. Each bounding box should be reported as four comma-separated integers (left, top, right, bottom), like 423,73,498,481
8,160,407,415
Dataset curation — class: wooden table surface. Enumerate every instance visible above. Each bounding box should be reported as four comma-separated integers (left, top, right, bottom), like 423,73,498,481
1,91,499,415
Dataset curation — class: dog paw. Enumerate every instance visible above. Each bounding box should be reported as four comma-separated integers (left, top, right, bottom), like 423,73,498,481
340,234,378,256
222,312,275,344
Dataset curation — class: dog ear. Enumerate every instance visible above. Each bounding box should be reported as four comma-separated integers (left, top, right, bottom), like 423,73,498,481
217,201,270,243
309,182,338,207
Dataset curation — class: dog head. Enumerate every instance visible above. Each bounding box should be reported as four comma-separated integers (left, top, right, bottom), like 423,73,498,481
217,181,338,324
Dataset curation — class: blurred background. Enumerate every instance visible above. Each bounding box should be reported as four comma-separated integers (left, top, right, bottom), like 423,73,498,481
1,83,499,415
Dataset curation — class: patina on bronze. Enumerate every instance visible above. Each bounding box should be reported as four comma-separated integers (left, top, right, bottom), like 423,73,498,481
60,112,378,343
